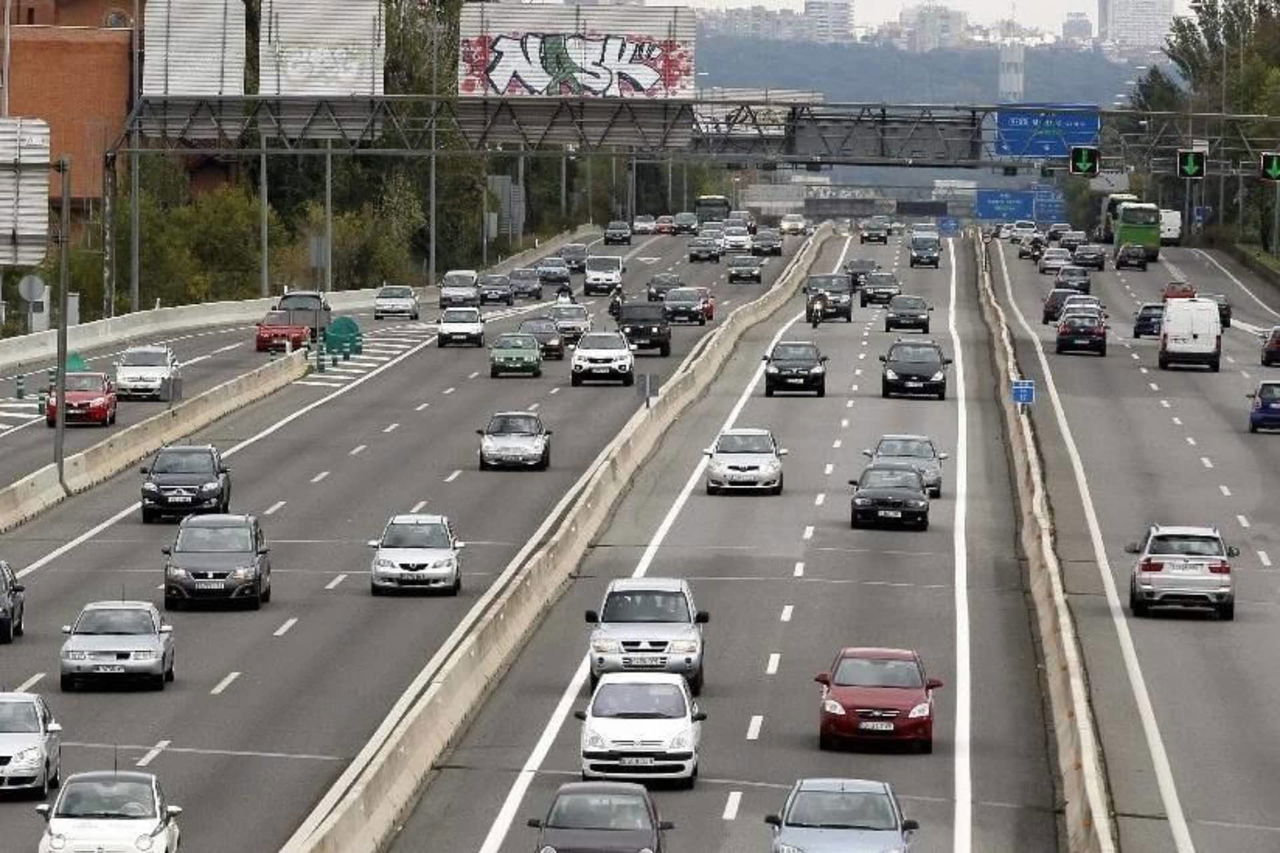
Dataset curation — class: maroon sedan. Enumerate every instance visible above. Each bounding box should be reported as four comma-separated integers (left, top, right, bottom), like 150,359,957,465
1261,326,1280,367
815,647,943,753
45,372,117,427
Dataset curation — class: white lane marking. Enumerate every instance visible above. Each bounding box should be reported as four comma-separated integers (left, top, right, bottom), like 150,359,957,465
1242,370,1252,379
840,418,849,428
415,402,430,412
444,470,461,483
210,672,241,695
850,383,859,392
469,371,480,379
793,561,805,577
296,380,345,388
858,352,866,360
529,402,540,411
1131,353,1140,360
274,618,299,637
1219,485,1232,497
823,463,833,475
1185,437,1196,446
780,605,793,622
1139,367,1149,374
1149,382,1160,391
745,715,764,740
846,399,854,408
854,368,863,376
310,471,329,484
16,672,44,692
1191,249,1280,319
1226,355,1237,364
264,500,286,516
766,654,780,675
549,387,560,394
176,342,242,367
477,238,853,853
1260,551,1273,568
410,500,428,513
135,740,171,768
349,444,367,456
1201,457,1214,469
325,574,347,590
443,386,455,395
997,243,1191,852
802,525,814,540
722,791,742,821
832,439,842,449
1160,399,1171,408
1237,514,1251,529
1172,417,1183,426
814,493,825,506
383,423,400,433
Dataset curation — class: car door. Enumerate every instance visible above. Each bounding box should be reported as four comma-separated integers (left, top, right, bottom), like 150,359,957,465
153,608,173,660
157,780,181,850
40,698,60,768
256,522,271,587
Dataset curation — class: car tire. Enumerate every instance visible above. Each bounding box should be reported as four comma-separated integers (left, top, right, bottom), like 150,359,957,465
1099,345,1108,357
660,343,671,357
152,673,166,691
1054,343,1064,354
164,595,181,611
930,485,942,499
246,592,262,611
860,297,868,308
46,418,54,428
699,317,706,326
533,368,543,378
449,574,462,597
923,323,930,334
850,512,860,529
165,657,175,682
881,382,891,398
60,675,75,692
918,516,930,531
1158,357,1169,370
816,383,825,398
141,508,157,524
764,384,774,397
1249,422,1258,433
884,323,891,333
1219,600,1235,620
437,339,446,348
819,731,837,751
919,737,934,754
1128,585,1148,617
1210,359,1220,373
13,606,23,637
261,579,272,604
490,368,500,378
538,450,550,471
772,476,784,496
0,616,11,644
622,372,635,387
937,387,946,401
49,753,61,788
706,483,718,496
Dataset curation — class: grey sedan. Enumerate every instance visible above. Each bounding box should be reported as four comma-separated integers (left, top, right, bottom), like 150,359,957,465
477,411,551,470
766,778,919,852
862,434,948,498
0,692,62,796
60,601,175,691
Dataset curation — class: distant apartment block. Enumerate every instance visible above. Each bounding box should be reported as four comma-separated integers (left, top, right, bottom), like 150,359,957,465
804,0,854,43
1062,11,1093,42
899,4,968,52
1100,0,1172,46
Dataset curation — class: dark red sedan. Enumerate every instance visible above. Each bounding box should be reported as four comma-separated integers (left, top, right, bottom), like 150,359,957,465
815,647,942,753
255,310,310,352
655,215,676,235
45,372,117,427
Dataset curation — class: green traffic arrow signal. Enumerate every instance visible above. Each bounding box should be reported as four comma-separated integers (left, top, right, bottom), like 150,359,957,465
1179,150,1204,178
1263,153,1280,181
1068,146,1099,176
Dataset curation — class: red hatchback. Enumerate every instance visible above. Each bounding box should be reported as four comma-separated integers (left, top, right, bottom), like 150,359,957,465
255,310,310,352
45,372,117,427
1261,326,1280,367
655,215,676,235
815,647,943,753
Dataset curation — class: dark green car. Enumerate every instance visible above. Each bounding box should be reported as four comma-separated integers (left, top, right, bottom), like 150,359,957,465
489,333,543,378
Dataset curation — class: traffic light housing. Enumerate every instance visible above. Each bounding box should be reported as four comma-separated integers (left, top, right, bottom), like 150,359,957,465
1068,145,1100,177
1262,152,1280,182
1177,149,1206,180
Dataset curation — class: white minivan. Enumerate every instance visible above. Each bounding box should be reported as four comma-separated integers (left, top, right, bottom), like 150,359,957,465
584,255,625,296
1159,297,1221,371
1160,209,1183,245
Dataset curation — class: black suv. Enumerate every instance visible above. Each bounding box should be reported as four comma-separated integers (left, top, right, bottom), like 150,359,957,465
163,514,272,610
604,221,632,245
880,339,951,400
804,274,854,321
617,303,671,356
1042,288,1079,325
509,268,544,300
1114,243,1148,271
843,258,879,288
140,445,231,523
0,560,24,643
763,341,828,397
673,212,698,234
861,271,901,307
1055,265,1092,295
861,219,890,244
884,294,932,333
909,235,941,268
688,237,720,262
1072,244,1107,271
849,463,930,530
727,255,764,282
1205,293,1232,328
560,243,589,273
752,229,783,256
646,273,682,302
1132,302,1164,338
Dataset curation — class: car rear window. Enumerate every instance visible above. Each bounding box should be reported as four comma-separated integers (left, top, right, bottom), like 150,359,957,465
1149,535,1225,557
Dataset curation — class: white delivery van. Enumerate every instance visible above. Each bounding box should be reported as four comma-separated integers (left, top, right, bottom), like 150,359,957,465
1160,209,1182,245
1159,297,1221,371
583,255,625,296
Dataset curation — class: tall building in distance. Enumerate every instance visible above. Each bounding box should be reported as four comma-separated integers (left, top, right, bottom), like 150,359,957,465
1062,11,1093,42
900,4,968,52
1100,0,1172,46
998,42,1025,102
804,0,855,43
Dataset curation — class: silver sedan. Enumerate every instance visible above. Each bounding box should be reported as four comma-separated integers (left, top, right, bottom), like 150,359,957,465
478,411,551,470
704,428,788,495
60,601,175,691
0,692,62,796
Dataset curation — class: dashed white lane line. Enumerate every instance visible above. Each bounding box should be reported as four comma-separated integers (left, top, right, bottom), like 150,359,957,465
802,525,814,540
274,618,298,637
1260,551,1273,568
1139,367,1149,374
850,383,859,393
846,400,854,408
793,561,805,577
264,500,286,516
1226,355,1237,364
854,368,863,376
766,654,780,675
745,715,764,741
444,470,461,483
469,371,480,379
1242,370,1252,380
823,463,834,475
780,605,794,622
1172,417,1182,426
858,352,866,359
443,387,456,395
350,445,367,456
210,672,241,695
722,791,742,821
1131,353,1140,360
1237,514,1251,529
1219,485,1232,497
529,402,540,411
16,672,44,692
1149,382,1160,391
311,471,330,484
549,387,560,394
384,423,400,433
297,380,345,388
1160,399,1170,408
416,402,430,412
832,439,842,449
814,494,825,506
840,418,849,428
410,500,428,513
135,740,171,768
1185,436,1196,446
1201,457,1214,469
325,574,347,590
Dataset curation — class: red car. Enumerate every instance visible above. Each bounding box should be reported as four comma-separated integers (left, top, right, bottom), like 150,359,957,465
815,647,943,753
255,310,311,352
694,286,716,320
1261,325,1280,367
655,215,676,235
1162,281,1197,301
45,372,117,427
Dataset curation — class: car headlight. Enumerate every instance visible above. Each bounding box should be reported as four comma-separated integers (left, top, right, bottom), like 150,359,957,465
374,558,398,571
228,567,256,580
884,369,898,380
166,565,188,578
549,337,561,346
853,497,872,507
930,370,946,381
669,727,694,751
200,481,221,492
591,638,621,654
91,396,108,407
429,558,456,570
669,639,699,654
650,326,660,333
142,482,159,492
766,364,779,373
47,834,67,851
10,746,42,768
135,835,154,852
809,365,825,374
64,650,87,660
908,700,932,719
909,499,928,509
583,728,608,750
822,698,846,715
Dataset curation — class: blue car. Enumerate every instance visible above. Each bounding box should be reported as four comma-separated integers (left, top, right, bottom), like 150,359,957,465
1132,303,1163,339
1248,380,1280,433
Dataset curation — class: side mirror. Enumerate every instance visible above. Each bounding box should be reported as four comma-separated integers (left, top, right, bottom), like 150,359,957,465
160,546,172,556
629,344,638,352
167,805,183,819
219,466,230,474
1227,546,1241,557
943,357,953,365
695,610,710,624
36,804,50,820
658,819,676,830
61,625,71,634
47,722,62,733
160,625,174,634
761,354,769,361
476,429,484,435
814,672,831,685
691,711,708,722
862,449,873,458
584,610,599,624
903,818,920,832
1247,393,1257,399
928,306,935,311
847,479,859,486
878,355,887,362
367,539,380,548
926,677,944,690
12,584,23,593
455,542,467,550
140,467,150,475
258,547,271,555
1123,542,1140,554
764,814,782,827
820,355,829,362
573,710,587,721
545,430,554,436
702,449,713,457
777,448,789,456
938,452,950,460
526,818,543,828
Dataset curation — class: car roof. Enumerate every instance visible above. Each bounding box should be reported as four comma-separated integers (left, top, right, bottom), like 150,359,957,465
795,777,891,795
159,443,215,452
180,514,253,527
1148,524,1221,537
83,600,155,611
777,340,817,347
0,692,40,703
491,410,540,419
124,344,170,353
877,433,932,443
606,578,688,596
388,513,447,526
64,770,157,786
837,646,919,660
597,672,688,687
862,461,925,474
553,781,650,798
719,427,772,437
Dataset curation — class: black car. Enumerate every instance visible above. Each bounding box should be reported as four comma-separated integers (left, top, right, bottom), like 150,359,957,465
518,317,566,360
163,514,272,610
0,560,24,643
527,782,673,853
880,339,950,399
861,221,890,244
752,228,783,256
477,274,514,306
1072,244,1107,270
663,288,707,325
909,235,941,268
1047,223,1072,241
1114,243,1149,271
1042,288,1080,325
537,257,572,285
1055,313,1108,356
604,220,632,245
560,243,589,273
140,444,231,523
617,303,671,356
646,273,683,301
1132,303,1164,338
1055,265,1091,295
688,237,721,262
849,462,931,530
508,268,544,300
861,271,901,307
1018,234,1046,260
843,258,879,288
884,294,932,333
727,254,764,282
763,341,828,397
1205,293,1232,328
673,212,698,234
804,274,854,321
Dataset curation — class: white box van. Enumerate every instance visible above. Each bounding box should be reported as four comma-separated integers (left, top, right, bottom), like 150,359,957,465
1160,209,1182,246
1159,297,1221,371
584,255,625,296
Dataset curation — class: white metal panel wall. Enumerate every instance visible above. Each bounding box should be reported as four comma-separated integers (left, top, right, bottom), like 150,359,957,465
0,119,51,267
457,5,696,97
260,0,386,96
142,0,246,96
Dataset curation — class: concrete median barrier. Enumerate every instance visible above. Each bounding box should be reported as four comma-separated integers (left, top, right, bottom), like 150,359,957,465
0,465,66,535
282,225,835,853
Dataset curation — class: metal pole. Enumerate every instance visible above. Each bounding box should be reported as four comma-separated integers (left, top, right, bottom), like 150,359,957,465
1237,168,1243,242
1272,180,1279,256
428,7,438,289
259,150,269,296
3,0,11,117
611,156,617,218
517,147,525,244
560,153,567,219
682,162,688,211
324,140,332,292
629,155,636,221
128,0,140,312
666,156,673,212
481,162,488,267
55,158,70,485
586,156,593,225
102,156,114,317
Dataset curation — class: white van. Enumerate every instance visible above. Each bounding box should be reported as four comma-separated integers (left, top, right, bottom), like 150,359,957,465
1159,297,1221,371
583,255,625,296
1160,209,1182,246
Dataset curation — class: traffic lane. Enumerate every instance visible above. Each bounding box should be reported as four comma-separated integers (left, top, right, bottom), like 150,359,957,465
1161,247,1280,331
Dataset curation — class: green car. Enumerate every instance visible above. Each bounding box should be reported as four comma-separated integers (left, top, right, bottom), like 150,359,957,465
489,333,543,378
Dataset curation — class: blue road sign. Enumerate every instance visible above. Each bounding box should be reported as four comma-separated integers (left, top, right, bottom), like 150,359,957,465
936,216,960,236
975,190,1035,221
1012,379,1036,405
1194,205,1213,225
996,103,1101,158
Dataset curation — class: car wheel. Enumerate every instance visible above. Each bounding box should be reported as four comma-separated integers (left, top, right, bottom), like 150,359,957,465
923,323,930,334
819,731,837,751
59,675,74,692
490,368,500,378
1054,343,1063,354
816,383,825,398
772,476,784,496
881,382,891,398
246,592,262,611
918,516,930,531
884,323,891,333
860,298,868,308
165,657,175,682
153,673,166,691
46,418,54,428
1099,345,1107,357
437,339,446,348
1158,357,1169,370
533,368,543,378
13,605,23,637
919,737,934,754
50,752,61,787
571,374,582,387
141,508,156,525
660,343,671,357
688,668,704,695
706,483,718,496
261,579,272,604
0,617,11,644
538,450,550,471
764,384,774,397
1249,422,1259,433
699,317,706,326
1128,584,1148,617
1210,359,1220,373
449,573,462,597
1218,600,1235,621
622,372,635,387
371,584,387,596
164,595,181,612
937,387,946,401
931,485,942,499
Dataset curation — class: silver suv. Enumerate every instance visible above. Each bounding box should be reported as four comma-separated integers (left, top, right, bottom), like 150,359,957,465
1126,524,1239,620
585,578,709,694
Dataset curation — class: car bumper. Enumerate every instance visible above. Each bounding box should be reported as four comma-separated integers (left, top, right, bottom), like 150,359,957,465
821,711,932,744
885,315,927,327
479,293,512,303
573,363,633,380
665,309,704,323
584,280,620,293
910,255,940,266
491,361,540,374
581,750,696,780
884,377,945,396
0,761,48,790
766,374,823,392
1057,336,1106,353
53,407,110,424
375,303,417,315
706,470,782,489
861,234,888,243
371,567,459,590
61,658,164,679
1133,577,1232,608
728,271,762,280
116,382,166,398
1160,349,1219,366
480,450,545,467
851,506,929,526
141,494,222,514
591,652,702,678
440,330,483,345
166,576,262,601
1250,410,1280,429
257,336,305,351
862,292,896,304
689,252,718,261
440,295,480,307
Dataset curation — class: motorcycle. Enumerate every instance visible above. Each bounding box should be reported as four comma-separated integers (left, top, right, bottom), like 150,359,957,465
608,287,624,318
808,295,826,328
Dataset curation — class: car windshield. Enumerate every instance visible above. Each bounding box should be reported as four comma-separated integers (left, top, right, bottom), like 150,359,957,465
591,682,687,719
562,244,587,255
540,258,568,269
608,221,628,229
520,320,557,334
495,335,537,350
120,350,168,367
1121,206,1160,225
1149,535,1225,557
579,334,627,351
890,296,926,310
785,791,897,831
676,213,697,224
381,522,451,549
729,256,758,267
586,257,621,272
602,589,691,623
65,375,104,392
1139,306,1164,317
911,237,939,250
691,238,714,247
546,793,653,831
1060,268,1088,279
1044,249,1070,259
867,274,898,287
442,273,475,288
715,433,774,454
479,276,509,287
487,414,541,435
783,215,804,223
1063,316,1101,329
54,779,157,820
860,468,924,490
876,439,933,458
74,609,155,636
834,656,923,688
151,450,215,475
441,309,480,323
261,311,296,327
277,293,323,310
634,215,655,224
175,525,253,553
378,286,414,299
724,227,748,236
549,306,587,321
666,289,699,302
772,344,818,361
809,276,851,293
889,345,941,364
510,269,539,281
0,701,40,733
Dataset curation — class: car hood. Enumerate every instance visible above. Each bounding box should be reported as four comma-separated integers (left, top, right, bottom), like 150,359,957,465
770,359,821,370
61,389,107,402
709,452,779,468
538,827,655,853
492,348,538,359
575,348,631,359
586,715,689,744
886,361,942,378
45,816,164,845
117,366,171,380
592,622,699,643
439,321,483,332
169,551,255,571
887,306,926,315
0,731,43,754
855,486,927,502
865,283,899,291
479,285,510,293
829,683,926,709
375,296,416,304
373,547,455,564
63,633,161,653
482,434,546,452
776,825,906,852
146,473,216,487
441,285,478,295
665,299,701,308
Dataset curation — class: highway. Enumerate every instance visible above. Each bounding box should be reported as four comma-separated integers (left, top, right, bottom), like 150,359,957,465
993,240,1280,853
388,233,1058,852
0,231,802,851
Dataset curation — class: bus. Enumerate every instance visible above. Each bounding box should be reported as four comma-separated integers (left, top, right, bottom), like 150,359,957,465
694,194,731,225
1113,202,1161,260
1098,192,1138,243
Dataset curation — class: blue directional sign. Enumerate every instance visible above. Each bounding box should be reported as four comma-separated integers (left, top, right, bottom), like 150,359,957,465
975,190,1035,221
1011,379,1036,405
996,103,1101,158
1032,183,1067,223
936,216,960,236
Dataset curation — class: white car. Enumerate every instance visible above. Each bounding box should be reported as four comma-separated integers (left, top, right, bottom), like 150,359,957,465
632,215,657,235
436,307,485,348
1159,297,1222,371
704,427,787,495
571,331,635,387
721,226,752,252
114,345,181,401
0,692,62,796
37,771,181,853
780,213,806,235
584,256,624,296
368,514,464,595
1037,247,1073,275
373,284,420,320
577,672,704,787
1010,220,1037,244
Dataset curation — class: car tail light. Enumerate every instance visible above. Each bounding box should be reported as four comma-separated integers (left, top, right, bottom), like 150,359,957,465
1057,323,1069,334
1208,560,1231,574
1139,558,1163,572
1215,333,1222,352
1253,396,1263,411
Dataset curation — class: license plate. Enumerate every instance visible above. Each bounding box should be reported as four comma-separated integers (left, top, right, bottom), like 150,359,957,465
1270,403,1280,409
858,721,895,731
94,665,125,673
879,510,902,518
1167,562,1200,574
1075,338,1092,344
592,367,610,374
168,496,191,504
630,655,664,665
619,756,654,766
786,378,805,384
196,581,223,590
451,334,468,339
632,339,650,345
905,382,923,388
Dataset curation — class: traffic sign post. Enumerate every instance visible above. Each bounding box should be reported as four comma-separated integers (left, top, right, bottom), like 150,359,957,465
1069,145,1100,177
1177,149,1207,180
1011,379,1035,414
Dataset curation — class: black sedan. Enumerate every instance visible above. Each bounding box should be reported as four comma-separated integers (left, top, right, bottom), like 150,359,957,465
763,340,828,397
1114,243,1149,271
752,228,783,255
560,243,589,272
804,274,854,321
884,294,932,333
1205,293,1232,328
843,258,879,288
518,317,566,359
1055,314,1108,356
508,268,544,300
647,273,683,301
663,288,707,325
727,254,764,282
688,237,720,262
849,463,931,530
537,257,572,285
861,272,901,307
478,274,514,305
527,782,673,853
880,339,950,399
1042,288,1079,325
1132,302,1164,338
1072,244,1107,270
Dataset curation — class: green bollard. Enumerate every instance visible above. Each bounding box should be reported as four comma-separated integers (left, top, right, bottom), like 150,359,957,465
46,366,55,389
330,349,339,367
38,392,47,416
342,341,351,361
316,341,326,373
15,374,24,399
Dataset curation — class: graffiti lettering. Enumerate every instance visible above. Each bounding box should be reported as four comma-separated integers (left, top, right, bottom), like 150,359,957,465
478,33,679,97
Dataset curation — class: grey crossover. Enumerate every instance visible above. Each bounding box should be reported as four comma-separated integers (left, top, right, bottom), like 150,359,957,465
766,778,919,853
585,577,709,694
163,514,272,610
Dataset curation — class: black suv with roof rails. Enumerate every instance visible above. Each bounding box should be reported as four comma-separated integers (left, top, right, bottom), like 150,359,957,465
617,303,671,356
843,258,879,288
140,444,231,523
880,338,951,400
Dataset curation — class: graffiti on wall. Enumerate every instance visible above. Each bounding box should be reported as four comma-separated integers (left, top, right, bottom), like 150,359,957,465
460,32,694,97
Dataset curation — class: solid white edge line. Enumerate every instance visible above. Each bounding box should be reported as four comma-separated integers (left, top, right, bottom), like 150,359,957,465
1189,249,1280,320
996,244,1194,852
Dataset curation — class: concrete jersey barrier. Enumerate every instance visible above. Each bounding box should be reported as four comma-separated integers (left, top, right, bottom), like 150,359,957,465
281,225,835,853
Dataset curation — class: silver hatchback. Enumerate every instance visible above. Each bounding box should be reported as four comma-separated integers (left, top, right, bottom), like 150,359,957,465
369,514,464,595
60,601,175,691
0,692,62,796
477,411,551,470
1127,525,1239,620
704,428,788,495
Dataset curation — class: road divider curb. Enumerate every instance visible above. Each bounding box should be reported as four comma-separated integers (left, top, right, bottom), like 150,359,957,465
972,235,1117,853
281,226,836,853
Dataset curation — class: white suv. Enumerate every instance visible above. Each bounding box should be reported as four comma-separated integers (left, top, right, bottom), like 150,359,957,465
436,307,485,347
576,672,705,787
1126,524,1239,620
571,332,635,386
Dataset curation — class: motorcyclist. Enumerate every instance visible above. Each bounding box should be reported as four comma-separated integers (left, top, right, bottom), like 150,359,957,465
807,289,827,327
555,283,575,303
608,284,624,318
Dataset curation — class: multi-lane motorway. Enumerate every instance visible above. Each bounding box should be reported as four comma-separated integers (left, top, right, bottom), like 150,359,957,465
387,234,1057,852
0,231,802,850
